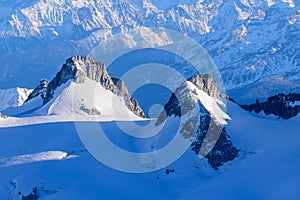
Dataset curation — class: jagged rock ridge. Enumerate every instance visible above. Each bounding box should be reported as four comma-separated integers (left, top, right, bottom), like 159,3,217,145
28,56,145,118
191,103,239,169
238,93,300,119
156,74,220,124
25,79,49,102
156,74,239,169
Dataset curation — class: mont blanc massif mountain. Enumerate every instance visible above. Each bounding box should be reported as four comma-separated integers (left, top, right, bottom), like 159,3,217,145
0,55,300,199
0,0,300,199
0,0,299,103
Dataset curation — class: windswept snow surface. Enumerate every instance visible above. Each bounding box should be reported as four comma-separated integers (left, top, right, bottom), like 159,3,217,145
0,151,76,167
0,101,300,199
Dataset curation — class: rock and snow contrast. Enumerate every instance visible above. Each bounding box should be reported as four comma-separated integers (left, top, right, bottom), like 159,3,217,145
2,56,145,125
238,93,300,119
156,74,239,169
1,61,299,198
0,0,299,199
1,81,300,199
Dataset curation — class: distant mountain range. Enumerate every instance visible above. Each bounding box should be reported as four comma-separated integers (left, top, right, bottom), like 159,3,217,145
0,0,299,103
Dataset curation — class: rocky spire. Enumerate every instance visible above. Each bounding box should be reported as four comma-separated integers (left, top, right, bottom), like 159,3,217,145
43,56,145,118
156,74,238,169
238,93,300,119
187,74,220,98
156,74,221,125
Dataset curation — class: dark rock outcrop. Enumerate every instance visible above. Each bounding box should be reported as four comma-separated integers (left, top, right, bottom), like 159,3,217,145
22,187,39,200
191,103,239,169
80,105,102,115
156,74,220,125
43,56,145,118
25,79,49,102
238,93,300,119
0,112,8,119
156,74,239,169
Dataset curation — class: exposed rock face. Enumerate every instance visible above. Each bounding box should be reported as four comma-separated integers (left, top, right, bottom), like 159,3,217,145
239,93,300,119
111,77,145,118
80,105,102,115
26,79,49,102
187,74,220,98
43,56,145,118
156,74,220,125
156,74,239,169
191,103,239,169
22,187,39,200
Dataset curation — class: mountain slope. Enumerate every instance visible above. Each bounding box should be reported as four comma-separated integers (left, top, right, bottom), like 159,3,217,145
0,88,33,111
0,99,299,199
157,74,238,169
3,56,145,120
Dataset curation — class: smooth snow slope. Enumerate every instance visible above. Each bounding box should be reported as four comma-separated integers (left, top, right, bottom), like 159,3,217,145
0,101,299,199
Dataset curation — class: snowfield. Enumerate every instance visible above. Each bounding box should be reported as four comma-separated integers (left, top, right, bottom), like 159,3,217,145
0,101,299,199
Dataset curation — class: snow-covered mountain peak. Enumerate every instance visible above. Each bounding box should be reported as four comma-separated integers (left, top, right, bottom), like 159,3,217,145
155,74,237,169
0,87,33,111
157,74,230,126
43,56,145,118
4,56,145,120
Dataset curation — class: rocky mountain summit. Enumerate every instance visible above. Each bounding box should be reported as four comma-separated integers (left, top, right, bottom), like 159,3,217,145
26,56,145,118
238,93,300,119
156,74,239,169
156,74,220,123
